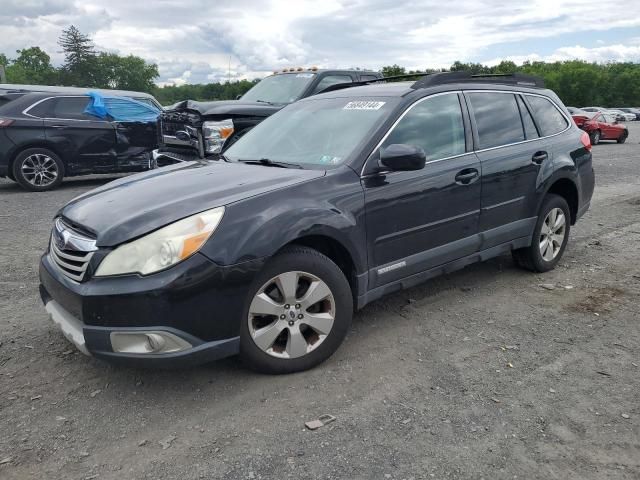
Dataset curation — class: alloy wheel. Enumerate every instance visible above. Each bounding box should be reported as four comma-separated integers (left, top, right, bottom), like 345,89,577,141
248,271,336,359
21,154,58,187
539,208,566,261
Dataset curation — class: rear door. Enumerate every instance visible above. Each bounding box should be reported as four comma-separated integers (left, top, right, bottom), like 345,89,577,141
363,92,481,288
31,96,116,174
465,91,546,248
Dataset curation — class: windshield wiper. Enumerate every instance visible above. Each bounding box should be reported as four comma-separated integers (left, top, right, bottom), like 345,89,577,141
238,158,302,169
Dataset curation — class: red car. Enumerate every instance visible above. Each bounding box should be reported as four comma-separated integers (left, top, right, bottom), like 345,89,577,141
571,111,628,145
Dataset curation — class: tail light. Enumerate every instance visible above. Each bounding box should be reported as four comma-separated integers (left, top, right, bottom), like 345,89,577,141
580,131,592,151
0,118,14,127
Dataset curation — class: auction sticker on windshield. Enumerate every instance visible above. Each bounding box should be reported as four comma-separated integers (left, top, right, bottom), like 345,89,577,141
343,101,386,110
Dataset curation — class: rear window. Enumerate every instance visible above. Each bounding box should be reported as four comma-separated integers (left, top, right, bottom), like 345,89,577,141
525,95,568,136
467,92,524,149
0,93,24,109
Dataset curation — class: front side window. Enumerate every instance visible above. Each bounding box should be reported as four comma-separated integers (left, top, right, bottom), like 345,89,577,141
225,96,399,167
240,73,316,104
380,93,466,161
525,95,568,136
311,75,353,95
467,92,524,149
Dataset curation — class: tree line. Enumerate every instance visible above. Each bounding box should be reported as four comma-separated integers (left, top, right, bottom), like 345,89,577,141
1,25,638,107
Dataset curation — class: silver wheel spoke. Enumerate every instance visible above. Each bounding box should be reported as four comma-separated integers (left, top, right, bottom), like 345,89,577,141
303,312,334,335
253,321,286,351
275,272,299,303
299,280,331,309
553,212,565,231
22,154,57,186
543,241,554,261
249,292,283,317
286,325,308,358
248,270,336,359
539,237,549,252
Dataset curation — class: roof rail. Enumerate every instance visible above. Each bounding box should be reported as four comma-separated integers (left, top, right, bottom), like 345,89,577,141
411,72,545,89
316,72,428,95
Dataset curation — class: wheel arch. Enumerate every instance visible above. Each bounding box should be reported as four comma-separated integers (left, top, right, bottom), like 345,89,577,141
543,177,579,225
282,234,360,305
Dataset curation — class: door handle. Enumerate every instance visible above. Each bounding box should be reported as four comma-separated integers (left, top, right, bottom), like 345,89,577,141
532,151,548,165
455,168,479,185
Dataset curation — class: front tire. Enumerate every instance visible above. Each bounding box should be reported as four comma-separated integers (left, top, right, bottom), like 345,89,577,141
12,148,64,191
240,246,353,374
590,130,601,145
512,194,571,273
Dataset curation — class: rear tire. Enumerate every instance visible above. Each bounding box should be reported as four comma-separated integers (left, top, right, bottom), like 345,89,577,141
240,246,353,374
512,194,571,273
590,130,601,145
617,131,628,144
12,148,64,191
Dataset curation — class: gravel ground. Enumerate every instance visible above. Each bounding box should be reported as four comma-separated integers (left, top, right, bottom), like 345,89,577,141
1,124,639,480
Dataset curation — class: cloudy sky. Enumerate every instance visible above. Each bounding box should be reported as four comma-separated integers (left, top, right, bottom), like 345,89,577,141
2,0,639,85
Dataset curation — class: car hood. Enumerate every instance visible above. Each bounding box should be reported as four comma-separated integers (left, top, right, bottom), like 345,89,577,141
59,162,325,247
167,99,283,118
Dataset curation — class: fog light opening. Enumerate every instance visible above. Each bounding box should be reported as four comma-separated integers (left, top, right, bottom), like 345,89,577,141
110,331,192,355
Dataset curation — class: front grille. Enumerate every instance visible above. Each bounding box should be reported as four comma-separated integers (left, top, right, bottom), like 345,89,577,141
49,219,97,282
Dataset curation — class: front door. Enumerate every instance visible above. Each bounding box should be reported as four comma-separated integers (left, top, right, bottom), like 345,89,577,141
41,96,116,174
363,92,481,288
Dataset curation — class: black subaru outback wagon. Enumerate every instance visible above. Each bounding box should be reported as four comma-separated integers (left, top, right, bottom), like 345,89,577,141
39,72,594,373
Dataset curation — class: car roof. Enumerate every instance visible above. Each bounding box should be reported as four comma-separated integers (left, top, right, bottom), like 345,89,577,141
0,83,157,100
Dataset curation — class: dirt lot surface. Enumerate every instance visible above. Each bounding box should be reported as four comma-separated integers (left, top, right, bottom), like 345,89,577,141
1,124,639,480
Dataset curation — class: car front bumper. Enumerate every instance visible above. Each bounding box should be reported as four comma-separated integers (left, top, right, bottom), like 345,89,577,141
39,251,265,367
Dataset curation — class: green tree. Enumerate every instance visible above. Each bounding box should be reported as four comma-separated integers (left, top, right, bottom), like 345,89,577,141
94,53,159,92
7,47,56,84
58,25,97,86
381,64,406,77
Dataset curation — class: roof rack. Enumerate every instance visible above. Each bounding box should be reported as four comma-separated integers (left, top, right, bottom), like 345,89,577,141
411,72,545,89
317,73,428,95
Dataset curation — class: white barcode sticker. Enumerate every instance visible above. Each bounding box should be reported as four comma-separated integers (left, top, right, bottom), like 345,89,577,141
343,101,386,110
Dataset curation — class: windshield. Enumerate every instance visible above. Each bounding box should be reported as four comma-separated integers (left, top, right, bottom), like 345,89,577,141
240,73,316,104
226,96,399,167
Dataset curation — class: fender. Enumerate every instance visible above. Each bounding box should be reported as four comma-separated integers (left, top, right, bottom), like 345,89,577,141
200,168,367,274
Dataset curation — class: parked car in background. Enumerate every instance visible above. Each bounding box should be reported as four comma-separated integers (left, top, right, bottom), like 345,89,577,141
616,107,640,120
39,72,594,373
567,107,591,116
572,111,628,144
607,109,636,122
154,68,383,163
0,87,161,191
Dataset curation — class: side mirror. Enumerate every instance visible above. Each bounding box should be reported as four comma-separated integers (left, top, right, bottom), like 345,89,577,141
379,144,426,172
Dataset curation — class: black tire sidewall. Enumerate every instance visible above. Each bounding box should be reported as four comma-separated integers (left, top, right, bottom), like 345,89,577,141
12,148,64,191
618,131,627,144
239,247,353,374
590,130,600,145
529,194,571,272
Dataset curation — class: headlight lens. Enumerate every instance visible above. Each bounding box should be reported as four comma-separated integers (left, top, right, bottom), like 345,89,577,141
203,119,234,154
95,207,225,276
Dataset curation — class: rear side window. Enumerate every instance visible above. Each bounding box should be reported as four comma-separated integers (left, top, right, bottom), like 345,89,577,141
467,92,524,149
516,95,539,139
525,95,568,136
52,97,92,120
27,98,56,118
382,93,466,161
312,75,353,94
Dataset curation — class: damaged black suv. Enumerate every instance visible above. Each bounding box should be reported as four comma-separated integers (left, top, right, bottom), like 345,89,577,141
155,68,382,162
0,86,161,191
